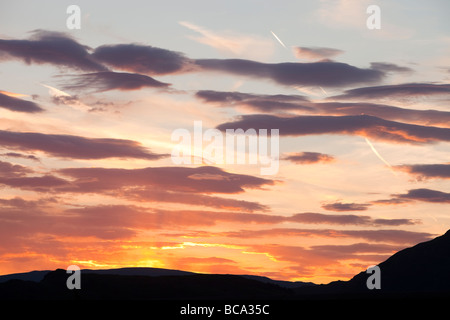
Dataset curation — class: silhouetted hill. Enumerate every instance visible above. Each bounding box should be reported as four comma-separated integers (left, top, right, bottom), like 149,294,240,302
0,270,50,283
0,267,196,283
295,229,450,299
0,230,449,300
0,269,294,300
240,274,315,289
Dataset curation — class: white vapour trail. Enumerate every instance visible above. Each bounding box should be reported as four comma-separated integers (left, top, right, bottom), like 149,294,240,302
270,31,287,48
365,137,398,176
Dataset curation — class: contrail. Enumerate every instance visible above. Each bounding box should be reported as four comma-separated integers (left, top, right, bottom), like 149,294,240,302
41,83,90,112
365,137,391,168
41,83,71,97
365,137,397,175
270,31,287,48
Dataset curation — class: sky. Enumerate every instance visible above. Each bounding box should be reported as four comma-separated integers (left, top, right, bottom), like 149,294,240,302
0,0,449,284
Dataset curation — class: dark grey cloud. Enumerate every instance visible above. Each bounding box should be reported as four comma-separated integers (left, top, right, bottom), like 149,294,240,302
0,32,385,89
195,59,384,87
0,129,167,160
0,30,106,71
282,152,335,164
91,44,384,88
309,242,400,259
373,188,450,205
0,196,56,209
214,228,434,244
120,187,270,212
395,164,450,180
216,114,450,144
197,90,450,126
316,101,450,126
58,165,275,194
0,175,70,190
331,83,450,100
293,46,344,60
92,43,192,75
0,164,271,211
195,90,312,112
395,188,450,203
0,91,44,113
62,71,170,92
369,62,413,74
288,212,419,226
322,202,372,212
1,152,40,162
0,160,33,178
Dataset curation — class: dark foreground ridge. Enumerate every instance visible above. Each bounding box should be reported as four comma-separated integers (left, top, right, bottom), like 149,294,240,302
0,229,449,300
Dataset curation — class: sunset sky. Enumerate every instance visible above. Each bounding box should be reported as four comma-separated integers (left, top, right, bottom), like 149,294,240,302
0,0,449,284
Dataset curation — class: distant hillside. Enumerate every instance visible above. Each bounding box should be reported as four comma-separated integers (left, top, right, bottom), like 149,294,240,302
0,229,449,300
0,270,50,283
0,270,295,300
295,229,450,299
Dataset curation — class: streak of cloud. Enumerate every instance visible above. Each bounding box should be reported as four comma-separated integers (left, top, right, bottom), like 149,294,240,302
180,21,274,60
364,137,396,175
270,31,287,49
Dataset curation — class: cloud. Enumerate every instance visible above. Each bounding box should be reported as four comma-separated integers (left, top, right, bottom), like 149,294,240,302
0,164,273,211
62,71,170,92
92,43,192,75
0,203,272,241
195,90,312,112
282,152,335,164
306,242,401,262
373,188,450,205
331,83,450,101
0,30,106,71
394,164,450,180
154,210,418,228
179,21,274,60
0,160,33,178
175,256,236,264
0,32,384,89
0,129,167,160
216,114,450,144
121,188,270,212
370,62,413,74
321,201,372,212
289,212,419,226
395,188,450,204
0,196,55,209
195,59,384,88
208,228,434,244
0,175,69,191
58,165,275,194
196,89,450,126
0,91,44,113
0,203,140,240
247,243,396,276
0,198,433,244
316,101,450,127
293,46,344,60
1,152,40,162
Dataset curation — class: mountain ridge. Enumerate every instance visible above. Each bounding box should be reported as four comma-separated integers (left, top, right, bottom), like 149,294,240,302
0,229,449,300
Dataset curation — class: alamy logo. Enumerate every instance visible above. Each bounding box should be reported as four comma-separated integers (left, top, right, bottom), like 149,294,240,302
66,5,81,30
66,265,81,289
366,265,381,289
366,5,381,30
171,121,279,175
